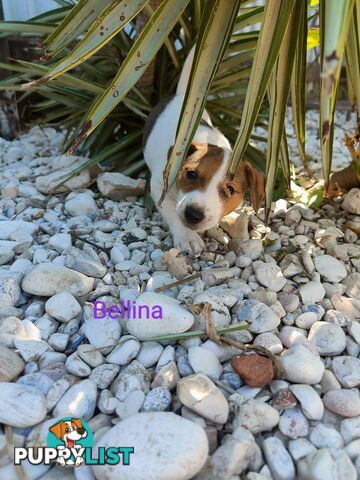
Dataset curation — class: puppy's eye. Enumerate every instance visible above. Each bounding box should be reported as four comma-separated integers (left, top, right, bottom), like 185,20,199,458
186,170,197,180
226,184,235,195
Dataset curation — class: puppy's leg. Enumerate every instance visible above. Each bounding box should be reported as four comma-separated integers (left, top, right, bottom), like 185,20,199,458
152,180,204,255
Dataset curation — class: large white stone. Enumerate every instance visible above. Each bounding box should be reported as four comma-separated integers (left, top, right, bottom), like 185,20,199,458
255,262,286,292
343,188,360,214
53,379,97,421
126,292,194,341
308,321,346,355
289,384,324,420
262,437,295,480
188,346,223,380
97,172,145,200
177,373,229,424
314,255,347,283
65,192,99,218
92,412,208,480
0,220,38,240
280,344,324,384
332,356,360,388
0,382,46,427
45,292,81,322
22,264,94,297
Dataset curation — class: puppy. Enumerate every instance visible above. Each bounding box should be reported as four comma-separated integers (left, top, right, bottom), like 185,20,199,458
49,418,87,466
143,47,265,255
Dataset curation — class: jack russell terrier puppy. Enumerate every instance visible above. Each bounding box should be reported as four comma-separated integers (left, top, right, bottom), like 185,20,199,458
143,47,265,255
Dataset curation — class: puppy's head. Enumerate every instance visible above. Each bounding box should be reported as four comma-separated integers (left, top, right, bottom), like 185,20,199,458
174,143,264,230
49,418,87,443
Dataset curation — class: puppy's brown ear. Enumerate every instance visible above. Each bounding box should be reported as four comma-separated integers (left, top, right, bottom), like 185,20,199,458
244,161,265,213
72,418,83,429
49,422,64,439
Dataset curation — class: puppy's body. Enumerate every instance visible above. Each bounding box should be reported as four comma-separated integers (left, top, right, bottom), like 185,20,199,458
144,48,264,254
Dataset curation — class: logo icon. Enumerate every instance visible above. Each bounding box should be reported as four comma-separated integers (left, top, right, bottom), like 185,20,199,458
47,417,93,466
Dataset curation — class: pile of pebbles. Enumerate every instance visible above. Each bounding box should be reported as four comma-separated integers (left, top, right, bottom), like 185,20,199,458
1,123,360,480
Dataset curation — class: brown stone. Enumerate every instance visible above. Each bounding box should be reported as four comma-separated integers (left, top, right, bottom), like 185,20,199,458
272,388,297,411
231,353,274,387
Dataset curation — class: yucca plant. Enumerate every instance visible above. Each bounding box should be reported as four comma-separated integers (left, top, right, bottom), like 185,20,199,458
0,0,359,213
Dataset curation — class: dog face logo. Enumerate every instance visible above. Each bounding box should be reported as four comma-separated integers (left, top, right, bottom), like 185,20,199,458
47,417,93,467
49,418,87,449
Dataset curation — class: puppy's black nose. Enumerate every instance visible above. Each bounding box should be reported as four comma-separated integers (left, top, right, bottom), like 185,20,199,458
77,428,86,435
184,205,204,224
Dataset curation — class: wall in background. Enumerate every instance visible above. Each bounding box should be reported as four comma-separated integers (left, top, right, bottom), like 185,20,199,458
2,0,58,20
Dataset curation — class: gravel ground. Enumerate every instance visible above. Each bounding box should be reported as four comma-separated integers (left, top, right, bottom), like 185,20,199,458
0,112,360,480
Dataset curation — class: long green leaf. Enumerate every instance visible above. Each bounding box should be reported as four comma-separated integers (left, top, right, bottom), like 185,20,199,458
265,2,300,222
67,0,190,155
234,6,264,30
160,0,241,202
228,0,296,178
42,0,113,58
320,0,355,188
0,21,54,35
290,0,310,174
22,1,148,86
345,0,360,113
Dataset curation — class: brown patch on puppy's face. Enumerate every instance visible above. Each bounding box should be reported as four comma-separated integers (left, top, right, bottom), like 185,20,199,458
219,160,265,217
176,143,225,193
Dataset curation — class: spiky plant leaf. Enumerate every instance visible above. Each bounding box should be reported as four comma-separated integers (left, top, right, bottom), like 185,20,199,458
67,0,190,154
290,0,309,174
320,0,355,188
160,0,241,201
42,0,114,58
227,0,296,178
345,0,360,113
21,1,148,86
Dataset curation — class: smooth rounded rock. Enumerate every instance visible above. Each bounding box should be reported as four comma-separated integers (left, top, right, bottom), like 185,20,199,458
142,387,172,412
192,292,231,328
92,412,208,480
45,292,81,322
177,373,229,424
289,384,324,420
53,379,97,421
332,356,360,388
279,407,309,439
126,292,194,341
308,321,346,355
22,264,94,297
262,437,295,480
323,389,360,417
343,188,360,214
253,332,283,354
106,336,140,366
188,346,223,380
279,344,324,384
84,316,121,350
0,344,24,381
255,262,286,292
0,382,46,427
236,299,280,333
314,255,347,283
309,424,344,448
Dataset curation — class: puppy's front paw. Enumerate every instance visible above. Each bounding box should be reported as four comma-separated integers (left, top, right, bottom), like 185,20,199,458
174,230,205,256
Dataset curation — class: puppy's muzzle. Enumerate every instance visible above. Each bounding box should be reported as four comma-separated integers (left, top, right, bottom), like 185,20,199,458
184,205,205,225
